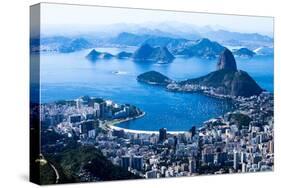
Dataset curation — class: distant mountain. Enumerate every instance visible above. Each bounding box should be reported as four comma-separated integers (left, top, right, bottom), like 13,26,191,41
111,32,189,49
202,29,273,46
109,26,273,49
30,36,94,53
40,36,72,45
59,38,93,53
133,44,175,63
137,71,173,86
174,38,225,59
86,49,114,61
143,37,189,48
232,48,256,58
180,48,263,97
111,32,150,46
30,36,72,52
116,51,133,59
254,47,274,56
111,33,226,59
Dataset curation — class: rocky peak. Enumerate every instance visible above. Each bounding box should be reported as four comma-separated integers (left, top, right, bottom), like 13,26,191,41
217,48,237,71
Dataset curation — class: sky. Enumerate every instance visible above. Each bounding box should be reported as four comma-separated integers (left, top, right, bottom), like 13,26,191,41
39,3,274,37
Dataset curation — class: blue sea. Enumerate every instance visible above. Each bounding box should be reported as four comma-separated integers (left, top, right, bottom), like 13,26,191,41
38,48,274,131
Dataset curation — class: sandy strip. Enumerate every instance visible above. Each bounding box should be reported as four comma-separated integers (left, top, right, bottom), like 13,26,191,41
106,113,188,135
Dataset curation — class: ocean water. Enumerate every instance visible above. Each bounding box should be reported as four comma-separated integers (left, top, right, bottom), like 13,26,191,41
38,48,273,131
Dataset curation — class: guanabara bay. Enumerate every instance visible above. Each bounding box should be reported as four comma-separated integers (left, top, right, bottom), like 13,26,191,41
30,3,274,185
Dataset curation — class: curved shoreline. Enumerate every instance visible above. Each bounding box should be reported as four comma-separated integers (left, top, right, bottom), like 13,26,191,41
106,112,187,135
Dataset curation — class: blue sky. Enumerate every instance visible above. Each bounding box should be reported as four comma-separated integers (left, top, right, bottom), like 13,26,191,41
40,3,274,37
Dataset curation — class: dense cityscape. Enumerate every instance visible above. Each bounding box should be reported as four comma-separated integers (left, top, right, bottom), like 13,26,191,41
29,3,274,186
40,91,274,181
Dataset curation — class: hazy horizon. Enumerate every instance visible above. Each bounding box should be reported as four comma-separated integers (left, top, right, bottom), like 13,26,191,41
39,3,274,37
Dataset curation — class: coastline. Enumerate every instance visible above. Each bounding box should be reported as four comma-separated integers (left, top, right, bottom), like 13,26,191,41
106,112,188,135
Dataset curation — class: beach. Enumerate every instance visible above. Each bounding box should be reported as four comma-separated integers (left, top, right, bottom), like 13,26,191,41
106,112,187,135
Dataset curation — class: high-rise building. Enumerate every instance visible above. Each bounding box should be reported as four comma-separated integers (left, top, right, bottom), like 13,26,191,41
189,158,196,174
202,153,214,164
93,99,107,118
233,151,240,170
69,114,82,124
159,128,167,142
269,140,274,154
173,135,178,148
240,152,246,163
242,162,247,173
75,98,83,109
216,152,228,165
131,155,143,171
79,120,99,134
121,155,131,170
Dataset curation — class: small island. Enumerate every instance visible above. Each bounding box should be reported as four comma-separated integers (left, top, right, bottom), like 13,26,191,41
86,49,114,61
133,44,175,63
137,71,173,86
233,47,256,58
86,44,175,63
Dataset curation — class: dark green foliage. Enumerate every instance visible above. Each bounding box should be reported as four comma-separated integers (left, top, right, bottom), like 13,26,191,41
82,147,140,181
137,71,172,85
181,69,263,97
44,145,140,184
39,163,56,185
228,113,252,130
41,129,62,146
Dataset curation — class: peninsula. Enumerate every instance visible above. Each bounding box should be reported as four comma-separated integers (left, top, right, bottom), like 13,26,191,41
138,48,263,98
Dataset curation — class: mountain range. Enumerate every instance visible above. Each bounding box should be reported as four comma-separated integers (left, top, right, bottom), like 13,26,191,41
31,24,273,55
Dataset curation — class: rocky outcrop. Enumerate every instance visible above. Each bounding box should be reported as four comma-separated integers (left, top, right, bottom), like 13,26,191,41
133,44,174,63
86,49,114,61
139,53,263,97
179,48,263,97
217,48,237,71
